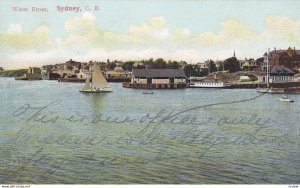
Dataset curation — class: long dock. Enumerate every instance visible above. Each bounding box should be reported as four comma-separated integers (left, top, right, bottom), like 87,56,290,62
226,81,300,89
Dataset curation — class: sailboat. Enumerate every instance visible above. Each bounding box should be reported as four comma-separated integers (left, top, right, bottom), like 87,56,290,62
80,63,112,93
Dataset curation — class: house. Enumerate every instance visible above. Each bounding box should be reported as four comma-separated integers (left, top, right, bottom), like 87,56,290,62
258,65,295,83
28,67,41,74
113,66,124,72
133,62,144,68
241,58,259,71
106,70,131,78
264,47,300,71
131,69,186,84
76,69,90,79
65,59,81,68
53,69,73,78
196,61,210,73
15,67,42,80
215,61,223,71
124,69,187,89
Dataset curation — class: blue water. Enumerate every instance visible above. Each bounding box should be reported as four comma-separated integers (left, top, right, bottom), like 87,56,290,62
0,77,299,184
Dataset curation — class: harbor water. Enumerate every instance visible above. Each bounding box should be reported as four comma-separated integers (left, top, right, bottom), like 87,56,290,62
0,77,299,184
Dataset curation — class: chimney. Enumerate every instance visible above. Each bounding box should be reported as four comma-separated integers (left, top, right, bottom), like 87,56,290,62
294,47,296,52
274,47,276,52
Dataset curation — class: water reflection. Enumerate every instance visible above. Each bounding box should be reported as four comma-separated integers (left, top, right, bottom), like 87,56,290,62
83,93,108,109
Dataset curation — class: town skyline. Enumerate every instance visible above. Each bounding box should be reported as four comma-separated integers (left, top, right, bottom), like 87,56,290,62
1,0,300,68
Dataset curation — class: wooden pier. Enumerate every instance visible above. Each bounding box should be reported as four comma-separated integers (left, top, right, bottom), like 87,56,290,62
122,82,187,89
226,81,300,89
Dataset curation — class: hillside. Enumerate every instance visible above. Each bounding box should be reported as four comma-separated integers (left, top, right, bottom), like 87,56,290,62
0,69,28,77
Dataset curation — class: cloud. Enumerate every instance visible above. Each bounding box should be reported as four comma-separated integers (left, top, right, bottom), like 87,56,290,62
196,19,259,49
1,13,300,68
264,15,300,44
129,16,169,41
7,24,22,34
65,12,96,35
1,24,53,51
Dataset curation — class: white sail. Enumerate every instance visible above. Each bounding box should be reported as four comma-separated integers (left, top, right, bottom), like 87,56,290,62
92,64,109,89
81,77,91,90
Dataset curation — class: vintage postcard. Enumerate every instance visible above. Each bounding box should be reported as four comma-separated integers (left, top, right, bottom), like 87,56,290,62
0,0,299,186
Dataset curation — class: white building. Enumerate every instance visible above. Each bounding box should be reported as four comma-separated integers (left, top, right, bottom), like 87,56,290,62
258,65,295,83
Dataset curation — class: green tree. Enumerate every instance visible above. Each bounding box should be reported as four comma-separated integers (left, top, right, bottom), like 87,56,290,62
208,60,217,73
167,60,181,69
122,61,135,71
200,68,209,77
183,64,204,77
136,64,146,69
184,64,193,77
152,58,167,69
223,57,241,72
107,62,117,70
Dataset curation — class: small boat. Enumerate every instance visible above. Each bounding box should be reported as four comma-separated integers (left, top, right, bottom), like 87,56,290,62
279,95,294,103
80,63,112,93
142,91,154,94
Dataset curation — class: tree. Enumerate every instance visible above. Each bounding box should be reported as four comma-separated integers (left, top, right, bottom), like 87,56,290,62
153,58,167,69
183,64,204,77
108,62,117,70
208,60,217,73
136,64,146,69
223,57,241,72
184,64,193,77
122,61,135,71
167,60,181,69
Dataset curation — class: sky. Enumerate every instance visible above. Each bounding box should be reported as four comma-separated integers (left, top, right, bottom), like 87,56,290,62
1,0,300,68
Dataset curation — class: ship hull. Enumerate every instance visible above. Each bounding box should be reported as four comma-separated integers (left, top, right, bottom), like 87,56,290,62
190,82,225,88
79,90,113,93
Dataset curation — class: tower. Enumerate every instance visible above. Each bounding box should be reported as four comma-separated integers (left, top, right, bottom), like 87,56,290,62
233,50,236,58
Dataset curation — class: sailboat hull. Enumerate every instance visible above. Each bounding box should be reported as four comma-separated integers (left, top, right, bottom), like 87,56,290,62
79,90,113,93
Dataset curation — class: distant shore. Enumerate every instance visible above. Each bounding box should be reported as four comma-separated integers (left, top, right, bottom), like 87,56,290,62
0,69,28,77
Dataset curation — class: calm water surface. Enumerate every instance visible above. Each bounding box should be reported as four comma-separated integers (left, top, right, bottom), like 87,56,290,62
0,77,299,184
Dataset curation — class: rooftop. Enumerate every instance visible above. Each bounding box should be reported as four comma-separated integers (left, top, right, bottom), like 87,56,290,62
259,65,295,76
132,69,186,78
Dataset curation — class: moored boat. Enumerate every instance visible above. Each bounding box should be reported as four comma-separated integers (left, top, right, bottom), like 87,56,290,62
142,91,154,94
279,95,294,103
189,81,226,88
80,63,112,93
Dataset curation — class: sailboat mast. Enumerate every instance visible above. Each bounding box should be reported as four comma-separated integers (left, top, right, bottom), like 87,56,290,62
266,48,269,88
91,63,93,91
